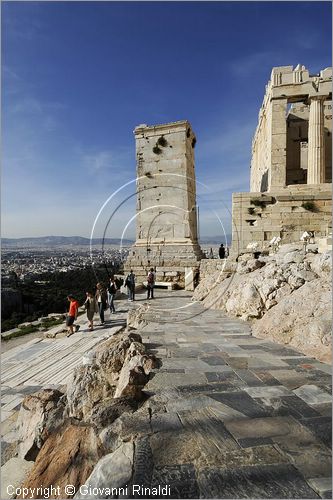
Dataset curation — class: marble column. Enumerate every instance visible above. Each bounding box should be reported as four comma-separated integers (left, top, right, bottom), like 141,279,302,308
307,96,326,184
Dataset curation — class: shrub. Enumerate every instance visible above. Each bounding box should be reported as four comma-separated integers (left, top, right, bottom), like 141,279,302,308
153,145,162,155
250,199,266,209
301,201,318,212
157,136,168,147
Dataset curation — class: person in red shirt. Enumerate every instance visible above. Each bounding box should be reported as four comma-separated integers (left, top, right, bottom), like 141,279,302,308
66,295,79,337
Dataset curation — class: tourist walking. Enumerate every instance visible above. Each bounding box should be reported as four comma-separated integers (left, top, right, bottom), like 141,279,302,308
147,267,155,299
84,291,98,331
107,276,117,313
95,283,107,325
147,268,155,299
219,243,225,259
66,295,79,337
125,270,135,301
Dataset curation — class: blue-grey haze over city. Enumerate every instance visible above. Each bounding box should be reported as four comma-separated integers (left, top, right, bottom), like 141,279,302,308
2,1,331,240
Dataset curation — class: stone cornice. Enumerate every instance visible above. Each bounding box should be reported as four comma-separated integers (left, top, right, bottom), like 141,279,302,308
134,120,192,136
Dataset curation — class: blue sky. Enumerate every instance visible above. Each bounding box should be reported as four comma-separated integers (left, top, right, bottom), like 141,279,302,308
2,1,331,240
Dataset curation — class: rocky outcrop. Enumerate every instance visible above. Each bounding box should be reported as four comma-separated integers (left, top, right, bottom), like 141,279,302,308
127,304,149,330
75,442,134,500
1,458,34,500
17,389,66,460
252,277,332,363
18,423,101,499
66,332,157,421
193,260,235,302
89,397,139,430
114,341,158,399
18,328,158,497
194,246,332,362
114,354,149,399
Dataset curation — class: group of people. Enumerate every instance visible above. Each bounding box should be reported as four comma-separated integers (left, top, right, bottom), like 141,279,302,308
65,269,156,337
124,268,155,301
208,244,228,259
65,276,121,337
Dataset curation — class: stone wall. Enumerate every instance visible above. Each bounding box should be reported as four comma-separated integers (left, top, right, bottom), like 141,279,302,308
198,259,227,281
231,184,332,254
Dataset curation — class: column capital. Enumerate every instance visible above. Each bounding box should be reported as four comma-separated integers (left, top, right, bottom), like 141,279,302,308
307,94,329,104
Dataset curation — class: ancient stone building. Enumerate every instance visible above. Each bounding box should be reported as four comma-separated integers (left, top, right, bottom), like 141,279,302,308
125,120,204,288
232,65,332,254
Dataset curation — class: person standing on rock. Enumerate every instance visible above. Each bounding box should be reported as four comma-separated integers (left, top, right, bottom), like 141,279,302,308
125,270,135,301
84,291,98,330
66,295,79,337
107,276,117,314
95,283,107,325
147,267,155,299
219,243,225,259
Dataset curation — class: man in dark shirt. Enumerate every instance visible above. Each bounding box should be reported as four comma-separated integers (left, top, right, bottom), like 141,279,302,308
219,244,225,259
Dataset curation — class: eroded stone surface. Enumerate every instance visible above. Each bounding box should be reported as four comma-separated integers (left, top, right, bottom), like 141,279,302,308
16,388,66,460
76,443,133,500
1,458,34,500
19,423,101,499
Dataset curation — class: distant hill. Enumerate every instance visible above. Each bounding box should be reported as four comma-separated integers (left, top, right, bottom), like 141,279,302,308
2,236,134,247
200,235,232,245
2,235,231,247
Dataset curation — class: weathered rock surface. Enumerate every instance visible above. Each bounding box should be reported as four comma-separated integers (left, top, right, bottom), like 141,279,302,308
66,362,116,421
66,332,157,420
192,260,235,302
194,247,332,361
11,329,159,499
94,335,131,374
114,354,150,399
252,278,332,363
16,389,66,460
127,304,149,330
89,396,138,429
1,458,34,500
99,407,152,453
19,423,101,499
75,442,134,500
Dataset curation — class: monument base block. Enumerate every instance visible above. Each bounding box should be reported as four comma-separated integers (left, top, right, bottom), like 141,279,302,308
124,242,205,289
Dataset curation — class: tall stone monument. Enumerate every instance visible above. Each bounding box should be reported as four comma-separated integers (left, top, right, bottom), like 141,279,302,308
125,120,204,288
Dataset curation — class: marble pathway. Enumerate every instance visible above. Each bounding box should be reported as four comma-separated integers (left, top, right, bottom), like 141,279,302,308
134,291,332,499
1,290,331,498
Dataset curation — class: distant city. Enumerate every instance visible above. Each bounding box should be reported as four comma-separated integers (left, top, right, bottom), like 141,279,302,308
2,236,230,284
1,245,129,284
